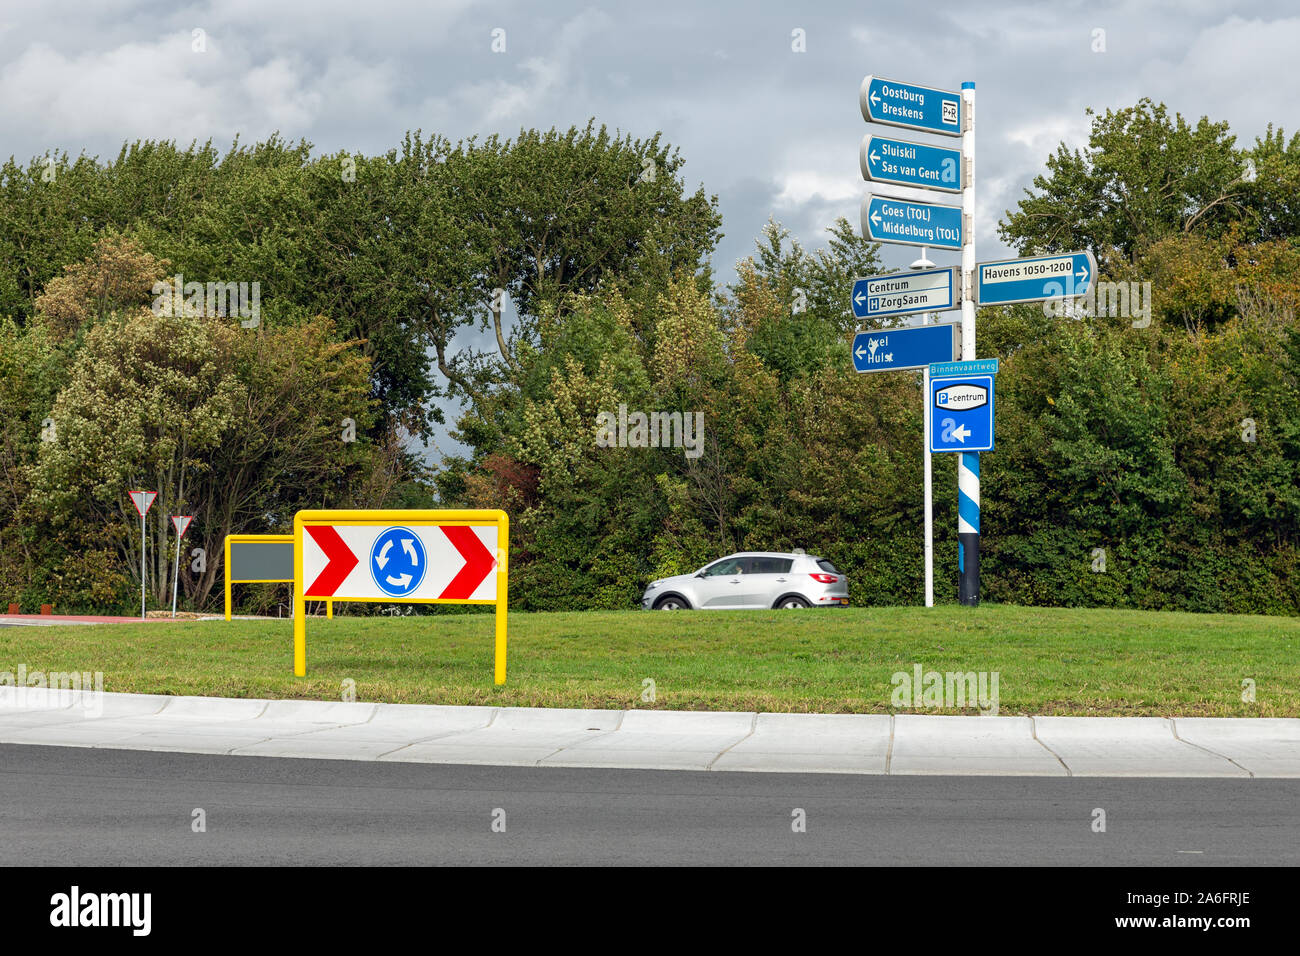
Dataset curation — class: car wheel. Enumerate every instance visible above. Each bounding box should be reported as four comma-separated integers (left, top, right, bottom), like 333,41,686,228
777,596,810,609
654,596,689,610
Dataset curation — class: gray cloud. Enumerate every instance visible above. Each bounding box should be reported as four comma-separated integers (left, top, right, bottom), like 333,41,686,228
1,0,1291,461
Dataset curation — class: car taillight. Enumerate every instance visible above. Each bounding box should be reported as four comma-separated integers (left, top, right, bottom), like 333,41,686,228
810,573,838,584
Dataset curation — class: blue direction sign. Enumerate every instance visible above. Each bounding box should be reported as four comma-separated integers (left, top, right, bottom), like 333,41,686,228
852,322,959,374
852,267,957,320
859,75,962,137
862,195,963,250
976,251,1097,306
860,135,962,193
929,365,996,453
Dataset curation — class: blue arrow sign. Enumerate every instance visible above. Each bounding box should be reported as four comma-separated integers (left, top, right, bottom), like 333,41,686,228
860,135,962,193
370,526,427,597
852,322,959,373
852,267,957,320
976,251,1097,306
930,374,995,453
860,75,962,137
862,195,963,250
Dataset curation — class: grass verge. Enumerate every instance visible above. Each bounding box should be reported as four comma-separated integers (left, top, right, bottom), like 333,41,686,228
1,604,1296,716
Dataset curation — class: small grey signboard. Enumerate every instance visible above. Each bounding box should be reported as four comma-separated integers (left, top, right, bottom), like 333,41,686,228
229,540,294,582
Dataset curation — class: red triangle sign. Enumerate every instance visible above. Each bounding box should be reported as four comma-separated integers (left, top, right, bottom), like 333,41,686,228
129,490,157,517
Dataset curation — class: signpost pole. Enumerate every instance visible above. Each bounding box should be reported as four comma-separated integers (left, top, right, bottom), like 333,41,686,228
172,534,182,617
958,80,980,607
909,248,937,610
140,514,147,620
923,365,934,607
169,515,193,618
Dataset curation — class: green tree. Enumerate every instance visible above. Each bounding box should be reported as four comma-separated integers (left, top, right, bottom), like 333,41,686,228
1000,100,1249,271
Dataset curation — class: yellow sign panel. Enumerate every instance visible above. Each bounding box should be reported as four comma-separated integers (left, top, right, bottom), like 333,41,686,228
292,509,509,683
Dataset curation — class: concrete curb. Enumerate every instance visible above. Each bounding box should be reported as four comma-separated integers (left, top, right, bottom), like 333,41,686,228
0,688,1296,777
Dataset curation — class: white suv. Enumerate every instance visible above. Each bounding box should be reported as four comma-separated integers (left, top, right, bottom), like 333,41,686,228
641,552,850,610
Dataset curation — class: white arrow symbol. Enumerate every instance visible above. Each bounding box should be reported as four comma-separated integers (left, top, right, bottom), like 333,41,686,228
376,539,393,569
870,210,882,227
952,424,972,443
870,149,880,165
401,538,418,565
1076,261,1089,282
854,290,866,305
386,572,412,588
855,344,867,358
870,90,880,107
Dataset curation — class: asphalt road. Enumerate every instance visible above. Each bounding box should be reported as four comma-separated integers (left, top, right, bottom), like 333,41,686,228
1,743,1297,865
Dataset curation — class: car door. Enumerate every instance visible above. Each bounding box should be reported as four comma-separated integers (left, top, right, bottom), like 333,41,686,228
693,557,752,608
746,556,795,607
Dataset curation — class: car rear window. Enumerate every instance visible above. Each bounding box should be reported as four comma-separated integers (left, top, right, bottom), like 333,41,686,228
816,559,840,574
750,557,793,574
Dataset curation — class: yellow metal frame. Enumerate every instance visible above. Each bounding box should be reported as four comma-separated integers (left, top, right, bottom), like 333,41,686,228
223,534,334,620
292,509,509,684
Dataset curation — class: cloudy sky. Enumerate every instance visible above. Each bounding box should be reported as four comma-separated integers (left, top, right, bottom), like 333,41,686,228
1,0,1292,458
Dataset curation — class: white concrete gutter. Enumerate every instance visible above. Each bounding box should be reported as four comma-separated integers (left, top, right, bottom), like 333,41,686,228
1,688,1296,777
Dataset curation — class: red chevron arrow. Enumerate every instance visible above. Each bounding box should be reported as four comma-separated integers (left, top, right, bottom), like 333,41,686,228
438,525,495,599
305,525,358,596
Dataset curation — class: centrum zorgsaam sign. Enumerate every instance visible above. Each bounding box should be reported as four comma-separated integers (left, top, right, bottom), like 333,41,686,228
292,509,509,683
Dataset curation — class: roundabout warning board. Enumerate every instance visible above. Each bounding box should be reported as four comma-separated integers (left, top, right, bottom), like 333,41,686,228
292,509,509,683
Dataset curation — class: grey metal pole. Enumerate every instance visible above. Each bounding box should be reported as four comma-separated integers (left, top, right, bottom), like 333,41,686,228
171,535,181,617
910,248,936,608
140,515,147,620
